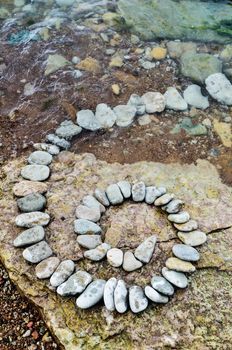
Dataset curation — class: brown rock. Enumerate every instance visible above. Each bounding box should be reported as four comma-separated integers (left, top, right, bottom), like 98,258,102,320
13,181,48,197
77,57,101,74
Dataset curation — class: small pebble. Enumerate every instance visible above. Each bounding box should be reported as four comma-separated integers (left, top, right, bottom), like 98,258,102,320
76,109,100,131
46,134,70,149
55,120,82,140
50,260,75,287
145,186,166,204
129,286,148,313
151,275,174,296
13,180,48,197
165,257,196,273
82,195,105,213
77,235,102,249
178,230,207,246
172,244,200,262
104,277,117,311
127,94,146,116
114,280,128,313
123,251,143,272
33,143,60,155
162,267,188,288
76,279,106,309
141,92,165,113
28,151,52,166
144,286,169,303
106,184,124,205
23,241,53,264
17,193,46,212
15,212,50,228
117,180,131,199
164,87,188,111
94,188,110,206
168,211,190,224
113,105,137,127
162,199,184,214
154,193,174,206
74,219,102,235
174,220,198,232
132,181,146,202
84,243,111,261
21,165,50,182
107,248,123,267
134,235,157,263
13,226,45,247
35,257,60,279
57,270,92,296
76,205,101,222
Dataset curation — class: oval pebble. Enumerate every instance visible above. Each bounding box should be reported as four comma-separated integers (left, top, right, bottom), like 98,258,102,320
168,211,190,224
172,244,200,262
117,180,131,199
82,195,105,213
106,184,124,205
84,243,111,261
162,267,188,288
151,275,174,296
17,193,46,212
165,257,196,273
162,199,184,214
74,219,102,235
57,270,92,296
145,186,166,204
77,235,102,249
134,235,157,263
46,133,70,149
33,143,60,155
104,277,117,311
15,212,50,228
50,260,75,287
123,251,143,272
55,120,82,140
75,205,101,222
35,257,60,279
107,248,123,267
28,151,52,166
94,188,110,206
13,226,45,247
129,286,148,313
13,181,48,197
21,165,50,182
76,279,106,309
174,220,198,232
114,280,128,313
154,193,174,206
132,181,146,202
144,286,169,303
178,230,207,247
23,241,53,264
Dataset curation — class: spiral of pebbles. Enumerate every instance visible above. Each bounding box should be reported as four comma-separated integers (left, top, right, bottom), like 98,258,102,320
13,92,208,314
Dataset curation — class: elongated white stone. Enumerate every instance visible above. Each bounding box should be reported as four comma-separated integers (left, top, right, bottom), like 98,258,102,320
134,235,157,263
15,212,50,228
104,277,117,311
117,180,131,199
151,275,174,296
154,193,174,206
82,195,105,213
23,241,53,264
114,280,128,313
94,189,110,206
129,286,148,313
106,184,124,205
76,279,106,309
74,219,102,235
145,186,166,204
33,143,60,155
50,260,75,287
162,267,188,288
57,270,92,296
144,286,169,303
13,226,45,247
168,211,190,224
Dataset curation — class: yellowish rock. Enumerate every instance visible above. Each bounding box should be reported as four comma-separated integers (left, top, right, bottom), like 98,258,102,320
213,119,232,148
165,257,196,273
77,57,101,74
109,56,124,68
112,84,120,95
102,12,121,26
151,47,167,60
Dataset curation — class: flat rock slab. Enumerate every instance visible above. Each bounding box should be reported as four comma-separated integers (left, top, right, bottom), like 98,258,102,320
0,155,232,349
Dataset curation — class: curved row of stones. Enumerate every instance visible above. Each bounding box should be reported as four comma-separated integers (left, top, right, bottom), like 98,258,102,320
13,96,208,314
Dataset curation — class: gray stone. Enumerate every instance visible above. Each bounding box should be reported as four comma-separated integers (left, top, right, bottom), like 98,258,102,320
107,248,123,267
74,219,102,235
106,184,124,205
114,279,128,313
132,181,146,202
76,109,100,131
103,277,117,311
134,235,157,263
117,180,131,199
162,267,188,289
77,235,102,249
84,243,111,261
140,60,156,70
75,205,101,222
129,286,148,313
167,41,197,59
168,211,190,224
95,103,117,128
15,212,50,228
164,87,188,111
141,92,165,113
13,226,45,247
123,251,143,272
50,260,75,287
13,181,48,197
172,244,200,262
17,193,46,212
28,151,52,166
174,220,198,232
82,195,105,213
183,85,209,110
127,94,146,116
35,257,60,279
23,241,53,264
21,165,50,182
57,270,92,296
55,120,82,140
33,143,60,155
178,230,207,247
76,279,106,309
144,286,169,303
113,105,137,127
55,0,75,6
181,52,222,84
154,193,174,206
46,134,71,149
94,189,110,206
162,199,184,214
205,73,232,106
45,54,70,75
145,186,166,204
151,275,174,296
165,257,196,273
